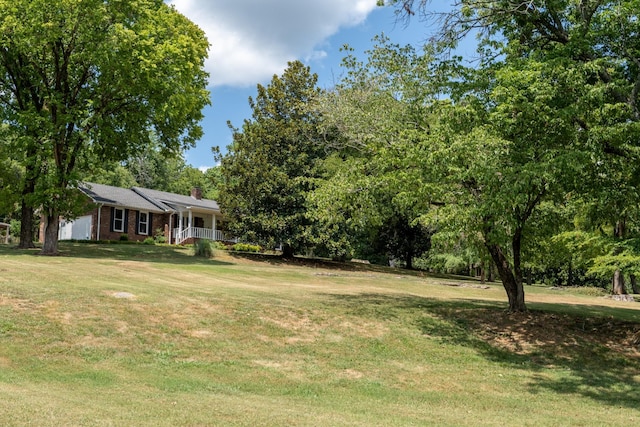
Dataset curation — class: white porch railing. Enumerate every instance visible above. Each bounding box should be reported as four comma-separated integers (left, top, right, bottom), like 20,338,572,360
173,227,237,245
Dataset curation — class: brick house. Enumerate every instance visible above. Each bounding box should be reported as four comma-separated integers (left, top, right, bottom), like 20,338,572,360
53,182,232,244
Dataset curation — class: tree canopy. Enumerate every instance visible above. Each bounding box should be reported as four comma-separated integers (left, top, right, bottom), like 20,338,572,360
0,0,210,254
217,61,329,257
327,0,640,309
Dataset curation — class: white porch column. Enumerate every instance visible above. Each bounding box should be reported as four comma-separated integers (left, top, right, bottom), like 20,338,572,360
96,204,102,240
188,209,193,228
178,211,183,230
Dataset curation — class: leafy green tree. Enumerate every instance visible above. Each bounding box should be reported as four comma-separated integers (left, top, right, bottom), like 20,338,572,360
124,142,189,192
321,36,593,311
520,201,587,287
371,214,433,269
551,194,640,294
416,102,573,312
574,154,640,294
86,163,138,189
309,151,434,266
319,36,571,307
311,39,436,266
0,124,22,220
0,0,210,254
167,165,209,197
377,0,640,309
217,61,328,257
118,132,210,195
88,151,221,200
201,167,222,200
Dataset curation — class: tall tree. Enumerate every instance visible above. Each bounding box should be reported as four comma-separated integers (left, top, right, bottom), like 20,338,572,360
311,39,437,265
0,0,210,254
422,90,579,312
217,61,328,257
124,142,186,192
319,31,593,311
309,151,434,266
379,0,640,308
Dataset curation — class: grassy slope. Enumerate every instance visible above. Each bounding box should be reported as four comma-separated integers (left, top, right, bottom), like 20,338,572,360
0,243,638,426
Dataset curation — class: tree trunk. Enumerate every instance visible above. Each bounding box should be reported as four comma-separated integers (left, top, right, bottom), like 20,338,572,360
41,212,60,255
612,269,626,295
630,274,640,294
404,248,413,270
281,243,294,258
17,136,43,249
18,173,37,248
612,220,627,294
488,263,495,282
480,260,486,284
18,200,36,249
512,227,524,289
485,242,526,312
567,258,573,287
614,219,626,240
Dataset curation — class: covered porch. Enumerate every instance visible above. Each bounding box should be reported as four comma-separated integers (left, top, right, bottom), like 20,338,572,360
171,208,235,244
173,227,235,244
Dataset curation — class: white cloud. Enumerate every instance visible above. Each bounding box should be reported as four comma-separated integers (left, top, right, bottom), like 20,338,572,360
170,0,377,87
305,50,328,63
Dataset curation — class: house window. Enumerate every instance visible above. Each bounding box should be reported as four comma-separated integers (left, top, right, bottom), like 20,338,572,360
113,208,125,232
138,212,149,235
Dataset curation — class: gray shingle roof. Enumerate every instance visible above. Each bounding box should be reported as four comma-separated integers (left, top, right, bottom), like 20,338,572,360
79,182,220,214
133,187,220,212
80,183,170,213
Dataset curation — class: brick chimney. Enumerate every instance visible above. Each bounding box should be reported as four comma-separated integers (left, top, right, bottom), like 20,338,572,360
191,187,202,200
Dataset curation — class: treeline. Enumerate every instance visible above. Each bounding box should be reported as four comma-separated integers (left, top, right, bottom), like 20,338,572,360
217,1,640,311
4,1,640,311
87,144,221,201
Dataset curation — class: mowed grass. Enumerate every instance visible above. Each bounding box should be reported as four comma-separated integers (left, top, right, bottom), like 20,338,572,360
0,243,639,426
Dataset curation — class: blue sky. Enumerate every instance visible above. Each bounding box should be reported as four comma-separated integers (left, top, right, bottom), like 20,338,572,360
169,1,460,170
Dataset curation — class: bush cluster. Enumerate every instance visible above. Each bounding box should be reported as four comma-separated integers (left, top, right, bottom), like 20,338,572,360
231,243,261,253
193,240,214,258
154,228,166,244
211,241,228,250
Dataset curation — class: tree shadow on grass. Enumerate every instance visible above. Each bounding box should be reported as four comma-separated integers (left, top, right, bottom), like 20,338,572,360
229,252,394,273
0,242,234,266
323,292,640,409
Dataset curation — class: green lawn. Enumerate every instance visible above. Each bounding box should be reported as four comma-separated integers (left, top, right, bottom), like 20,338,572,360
0,242,638,426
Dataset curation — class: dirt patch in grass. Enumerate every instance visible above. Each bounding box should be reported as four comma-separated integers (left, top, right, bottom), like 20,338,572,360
258,307,390,346
109,291,136,299
0,295,38,311
230,252,408,275
460,309,640,364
